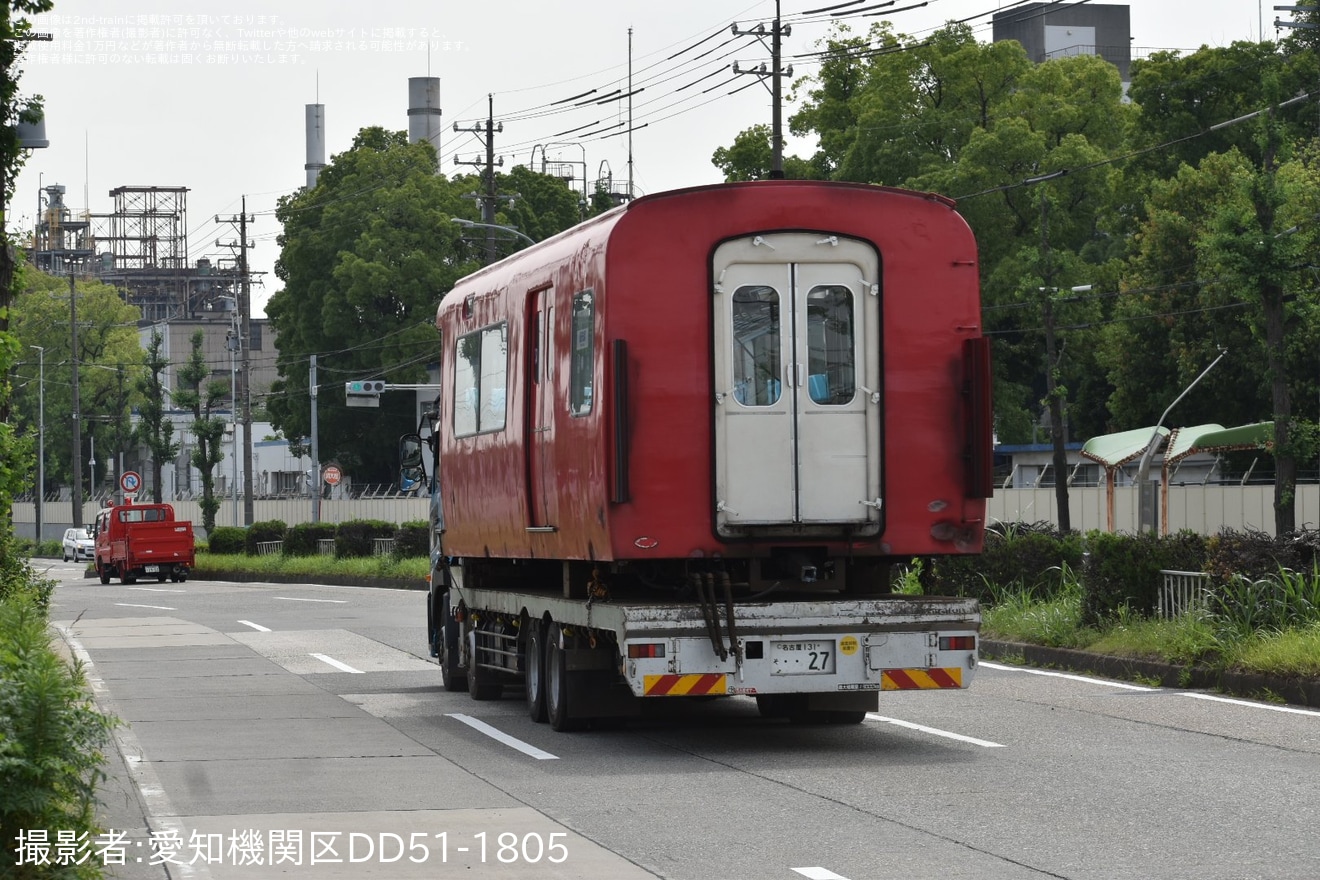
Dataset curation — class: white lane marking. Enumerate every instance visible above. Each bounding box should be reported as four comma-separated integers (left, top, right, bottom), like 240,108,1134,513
309,652,363,673
448,714,560,761
237,620,271,632
1179,692,1320,717
276,596,348,604
793,868,850,880
981,661,1154,691
867,714,1005,748
114,603,177,611
128,587,186,593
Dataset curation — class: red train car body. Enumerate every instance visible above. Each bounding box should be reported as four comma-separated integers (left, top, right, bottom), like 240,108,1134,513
436,180,992,567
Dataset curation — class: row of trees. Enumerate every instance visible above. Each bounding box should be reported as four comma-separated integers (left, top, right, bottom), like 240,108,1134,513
713,22,1320,533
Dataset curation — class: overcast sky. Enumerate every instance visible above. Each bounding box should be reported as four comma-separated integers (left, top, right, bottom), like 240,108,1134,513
13,0,1273,314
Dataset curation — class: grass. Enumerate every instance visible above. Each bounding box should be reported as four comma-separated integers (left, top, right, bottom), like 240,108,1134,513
192,551,429,583
981,576,1320,681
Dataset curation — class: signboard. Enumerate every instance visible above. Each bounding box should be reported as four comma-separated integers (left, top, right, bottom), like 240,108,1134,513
322,465,342,486
120,470,142,494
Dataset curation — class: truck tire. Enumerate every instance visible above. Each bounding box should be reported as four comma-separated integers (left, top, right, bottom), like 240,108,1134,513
438,593,467,692
525,620,548,723
97,563,111,585
545,623,583,731
121,573,137,585
467,629,503,701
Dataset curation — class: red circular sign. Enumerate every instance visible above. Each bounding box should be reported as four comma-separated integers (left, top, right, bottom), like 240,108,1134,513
322,465,342,486
120,470,142,494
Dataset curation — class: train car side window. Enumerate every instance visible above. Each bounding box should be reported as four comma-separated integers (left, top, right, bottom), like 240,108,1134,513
570,290,594,416
806,285,856,405
454,322,508,437
731,285,782,407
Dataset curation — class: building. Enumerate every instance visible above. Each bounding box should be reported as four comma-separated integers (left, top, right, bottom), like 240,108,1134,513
992,3,1133,82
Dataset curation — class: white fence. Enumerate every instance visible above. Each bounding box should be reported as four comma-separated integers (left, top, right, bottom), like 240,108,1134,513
15,484,1320,543
14,497,429,542
987,484,1319,536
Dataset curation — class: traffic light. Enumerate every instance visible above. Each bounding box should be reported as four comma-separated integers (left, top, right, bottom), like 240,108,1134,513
346,380,387,395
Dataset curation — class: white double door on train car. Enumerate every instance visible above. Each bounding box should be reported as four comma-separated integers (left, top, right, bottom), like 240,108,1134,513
712,234,881,536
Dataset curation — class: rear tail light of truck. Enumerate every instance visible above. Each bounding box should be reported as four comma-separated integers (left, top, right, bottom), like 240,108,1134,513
627,643,666,659
939,636,976,651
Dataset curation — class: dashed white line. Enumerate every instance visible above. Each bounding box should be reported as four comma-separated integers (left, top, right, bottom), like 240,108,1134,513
114,603,176,611
792,868,850,880
237,620,271,632
448,714,560,761
980,661,1154,691
309,653,363,673
127,587,185,593
276,596,348,604
867,714,1005,748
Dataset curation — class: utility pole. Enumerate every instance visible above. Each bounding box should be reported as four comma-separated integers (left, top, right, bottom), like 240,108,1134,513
454,95,504,263
69,259,83,528
1038,187,1071,533
30,345,43,543
217,200,255,524
732,0,792,178
310,354,320,524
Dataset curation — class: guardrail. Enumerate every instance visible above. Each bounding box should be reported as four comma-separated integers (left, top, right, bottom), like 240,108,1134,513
255,541,282,557
1158,570,1210,619
373,538,395,557
317,539,336,556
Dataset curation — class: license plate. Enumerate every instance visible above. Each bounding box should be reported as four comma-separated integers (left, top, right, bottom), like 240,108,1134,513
143,565,159,573
771,640,836,675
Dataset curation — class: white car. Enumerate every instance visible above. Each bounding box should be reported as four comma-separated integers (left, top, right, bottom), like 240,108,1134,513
62,527,94,562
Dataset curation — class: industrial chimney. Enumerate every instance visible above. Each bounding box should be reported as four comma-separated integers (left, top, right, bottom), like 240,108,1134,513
305,103,326,190
407,77,441,151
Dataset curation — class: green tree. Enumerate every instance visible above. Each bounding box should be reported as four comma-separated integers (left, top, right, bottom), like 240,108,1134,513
9,265,144,492
174,330,226,533
711,124,822,181
135,329,177,503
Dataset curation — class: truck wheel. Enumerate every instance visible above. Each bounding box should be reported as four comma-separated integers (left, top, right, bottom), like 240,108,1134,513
157,574,168,583
97,563,111,585
467,629,503,701
121,573,137,585
525,620,548,723
545,623,583,731
438,594,467,692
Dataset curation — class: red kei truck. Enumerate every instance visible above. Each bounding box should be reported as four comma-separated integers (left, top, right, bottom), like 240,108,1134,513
92,500,196,584
405,180,993,731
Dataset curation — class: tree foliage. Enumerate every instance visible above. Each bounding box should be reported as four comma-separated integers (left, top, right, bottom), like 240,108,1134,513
174,330,227,533
135,330,177,503
268,127,584,483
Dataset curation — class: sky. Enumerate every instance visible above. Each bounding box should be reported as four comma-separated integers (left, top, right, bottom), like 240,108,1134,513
11,0,1273,316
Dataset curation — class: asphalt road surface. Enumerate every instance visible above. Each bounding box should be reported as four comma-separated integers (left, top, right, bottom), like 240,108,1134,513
30,560,1320,880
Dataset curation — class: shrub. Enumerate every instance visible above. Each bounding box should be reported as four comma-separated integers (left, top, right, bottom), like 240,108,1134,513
206,526,247,555
284,522,338,556
393,521,431,559
334,519,396,559
934,521,1083,603
244,520,288,555
1204,528,1318,586
0,595,115,879
1081,530,1207,625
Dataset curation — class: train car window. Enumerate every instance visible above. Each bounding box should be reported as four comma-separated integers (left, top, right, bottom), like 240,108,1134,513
570,290,594,416
481,324,508,431
453,322,508,437
805,285,856,406
731,285,782,407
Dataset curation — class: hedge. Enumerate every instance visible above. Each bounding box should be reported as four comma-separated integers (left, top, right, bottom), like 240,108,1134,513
244,520,288,555
334,519,396,559
393,521,430,559
206,526,246,555
284,522,337,556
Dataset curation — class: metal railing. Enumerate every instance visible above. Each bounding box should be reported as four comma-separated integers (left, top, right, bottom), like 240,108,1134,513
255,540,282,557
1158,570,1210,619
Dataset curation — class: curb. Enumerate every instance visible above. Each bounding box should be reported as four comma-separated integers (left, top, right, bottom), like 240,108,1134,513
981,639,1320,709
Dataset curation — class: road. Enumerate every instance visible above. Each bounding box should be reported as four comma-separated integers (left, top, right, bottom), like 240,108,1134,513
32,559,1320,880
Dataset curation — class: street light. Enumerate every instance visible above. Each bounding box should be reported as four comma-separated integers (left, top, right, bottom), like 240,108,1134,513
29,345,43,544
1134,348,1229,532
450,217,535,246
